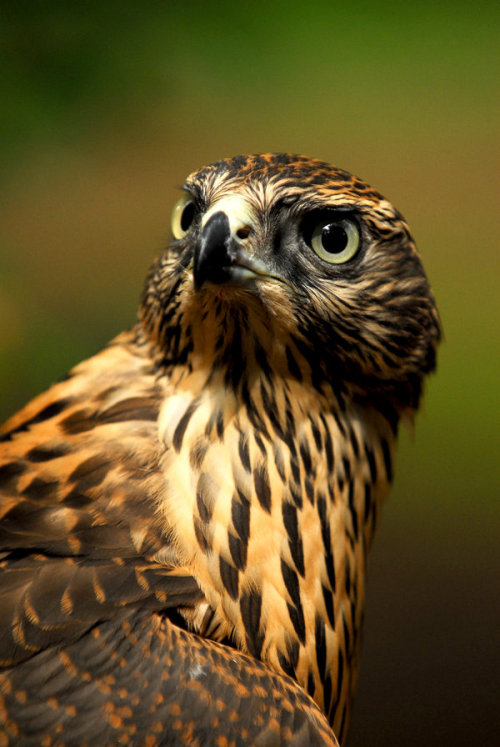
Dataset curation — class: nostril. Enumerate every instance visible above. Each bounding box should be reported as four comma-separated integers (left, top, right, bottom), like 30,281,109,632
236,226,250,240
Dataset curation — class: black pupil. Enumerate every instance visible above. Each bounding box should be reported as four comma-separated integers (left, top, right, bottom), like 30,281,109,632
321,223,348,254
181,201,195,232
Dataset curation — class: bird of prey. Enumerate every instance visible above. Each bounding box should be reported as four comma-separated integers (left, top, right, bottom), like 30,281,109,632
0,153,440,745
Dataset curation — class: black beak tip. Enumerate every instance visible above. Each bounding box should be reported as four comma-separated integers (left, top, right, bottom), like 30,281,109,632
193,211,233,289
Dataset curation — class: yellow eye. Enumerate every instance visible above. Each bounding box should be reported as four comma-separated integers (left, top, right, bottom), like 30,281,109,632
171,193,196,239
310,218,360,264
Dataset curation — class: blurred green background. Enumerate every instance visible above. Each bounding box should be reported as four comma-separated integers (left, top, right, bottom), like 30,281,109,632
1,2,498,744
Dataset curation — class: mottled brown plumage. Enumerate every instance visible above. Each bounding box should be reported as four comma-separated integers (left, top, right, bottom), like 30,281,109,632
0,153,440,745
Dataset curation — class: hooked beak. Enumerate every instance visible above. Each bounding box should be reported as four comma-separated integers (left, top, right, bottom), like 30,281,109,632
193,210,280,291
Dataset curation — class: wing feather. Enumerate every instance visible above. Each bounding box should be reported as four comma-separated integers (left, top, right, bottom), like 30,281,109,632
0,331,203,668
0,610,339,745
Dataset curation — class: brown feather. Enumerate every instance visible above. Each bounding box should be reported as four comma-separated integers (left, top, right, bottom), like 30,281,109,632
0,154,440,744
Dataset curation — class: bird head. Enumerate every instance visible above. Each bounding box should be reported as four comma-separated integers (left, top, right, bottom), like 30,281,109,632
140,153,441,414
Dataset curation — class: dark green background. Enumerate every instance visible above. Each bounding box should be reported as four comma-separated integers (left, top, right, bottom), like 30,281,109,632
1,2,498,744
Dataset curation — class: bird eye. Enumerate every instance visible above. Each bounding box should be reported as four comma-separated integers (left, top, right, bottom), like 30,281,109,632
171,193,196,239
310,218,360,264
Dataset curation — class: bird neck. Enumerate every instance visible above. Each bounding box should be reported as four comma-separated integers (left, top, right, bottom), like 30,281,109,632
154,317,396,740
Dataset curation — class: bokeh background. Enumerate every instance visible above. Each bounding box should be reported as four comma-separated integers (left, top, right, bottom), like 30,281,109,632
1,2,498,744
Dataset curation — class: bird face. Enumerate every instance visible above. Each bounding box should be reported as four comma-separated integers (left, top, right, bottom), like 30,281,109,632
141,153,440,412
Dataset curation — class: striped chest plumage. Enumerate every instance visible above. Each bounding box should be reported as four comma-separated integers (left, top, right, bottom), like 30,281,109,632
156,308,395,738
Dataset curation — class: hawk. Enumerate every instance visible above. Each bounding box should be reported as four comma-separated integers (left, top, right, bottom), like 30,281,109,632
0,154,440,745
